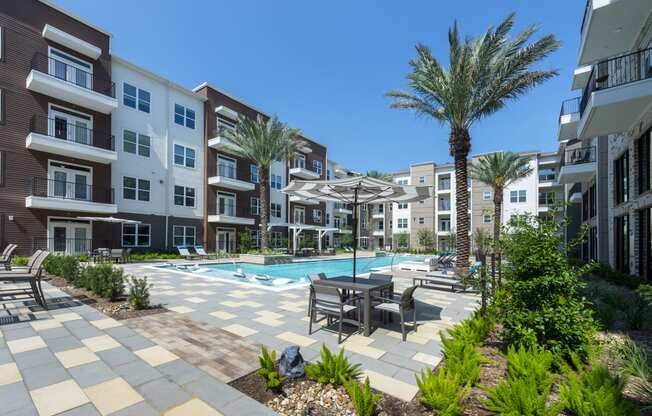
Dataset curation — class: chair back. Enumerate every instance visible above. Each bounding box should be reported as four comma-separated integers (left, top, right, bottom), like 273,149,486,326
2,244,17,259
369,273,392,283
1,244,15,257
195,246,208,255
307,274,324,284
111,249,123,256
313,284,342,304
26,249,43,271
30,251,50,276
177,246,191,256
400,285,418,310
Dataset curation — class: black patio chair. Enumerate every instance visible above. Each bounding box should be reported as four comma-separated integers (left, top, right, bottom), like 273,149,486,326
308,284,361,343
306,273,326,316
0,249,42,275
372,285,418,341
0,244,17,271
0,250,50,308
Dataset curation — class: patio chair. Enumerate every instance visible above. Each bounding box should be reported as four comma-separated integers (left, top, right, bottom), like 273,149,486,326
0,244,17,271
0,249,42,274
306,273,327,316
0,251,50,308
194,245,209,259
368,273,393,297
372,285,418,341
177,246,198,260
308,284,361,343
110,249,125,263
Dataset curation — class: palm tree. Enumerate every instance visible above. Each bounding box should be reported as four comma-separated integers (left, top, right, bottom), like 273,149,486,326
223,114,302,249
386,14,559,274
469,151,533,285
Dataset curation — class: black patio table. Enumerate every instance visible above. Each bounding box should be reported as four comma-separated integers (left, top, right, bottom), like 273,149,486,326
312,275,393,336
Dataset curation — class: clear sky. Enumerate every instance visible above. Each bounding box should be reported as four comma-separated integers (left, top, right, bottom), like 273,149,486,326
55,0,582,173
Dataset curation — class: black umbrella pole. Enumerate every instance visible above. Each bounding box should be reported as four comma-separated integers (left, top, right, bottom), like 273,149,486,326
352,188,358,282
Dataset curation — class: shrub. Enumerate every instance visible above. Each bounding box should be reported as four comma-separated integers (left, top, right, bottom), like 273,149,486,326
345,377,380,416
305,344,362,385
608,337,652,410
592,262,645,290
446,312,492,346
257,346,283,390
59,256,80,282
497,215,597,359
440,337,482,386
12,256,29,266
128,276,151,310
504,345,554,391
623,298,648,330
416,368,468,416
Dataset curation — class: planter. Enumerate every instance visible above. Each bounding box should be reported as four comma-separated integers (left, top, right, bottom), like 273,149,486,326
239,254,293,265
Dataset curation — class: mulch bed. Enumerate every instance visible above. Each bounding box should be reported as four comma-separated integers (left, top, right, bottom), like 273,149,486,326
46,274,167,320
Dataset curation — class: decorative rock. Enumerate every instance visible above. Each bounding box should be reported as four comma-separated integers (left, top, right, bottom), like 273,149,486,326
278,346,305,379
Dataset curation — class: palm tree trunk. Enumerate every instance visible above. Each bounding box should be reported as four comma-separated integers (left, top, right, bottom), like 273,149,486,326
450,128,471,276
259,166,270,250
492,187,503,291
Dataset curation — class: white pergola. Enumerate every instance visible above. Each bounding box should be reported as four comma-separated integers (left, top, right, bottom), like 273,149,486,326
266,222,338,254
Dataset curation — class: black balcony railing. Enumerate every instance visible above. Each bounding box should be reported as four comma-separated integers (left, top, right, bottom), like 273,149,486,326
563,146,596,166
539,173,556,182
580,48,652,115
27,177,114,204
559,97,580,121
30,115,114,151
217,164,238,180
31,53,115,98
538,193,556,206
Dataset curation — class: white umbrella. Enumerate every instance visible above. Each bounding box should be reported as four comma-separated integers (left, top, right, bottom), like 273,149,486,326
283,176,432,280
76,216,141,224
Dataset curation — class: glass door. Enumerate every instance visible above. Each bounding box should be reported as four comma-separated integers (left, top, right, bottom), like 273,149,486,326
217,229,236,252
49,107,91,145
48,162,92,201
48,220,91,255
293,207,305,224
218,193,236,216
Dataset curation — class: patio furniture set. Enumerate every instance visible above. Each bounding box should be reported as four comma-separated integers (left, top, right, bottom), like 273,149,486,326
177,245,211,260
0,245,51,308
90,247,132,263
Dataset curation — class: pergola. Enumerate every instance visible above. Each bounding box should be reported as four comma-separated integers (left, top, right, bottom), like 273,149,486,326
265,222,338,254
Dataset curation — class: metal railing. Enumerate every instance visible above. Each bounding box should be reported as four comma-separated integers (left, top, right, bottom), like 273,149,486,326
33,238,93,255
580,47,652,115
217,164,238,180
563,146,596,166
539,173,556,182
30,115,114,151
438,180,451,190
27,177,114,204
559,97,580,121
31,53,115,98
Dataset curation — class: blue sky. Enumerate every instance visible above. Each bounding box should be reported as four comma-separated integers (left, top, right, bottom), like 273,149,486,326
57,0,582,172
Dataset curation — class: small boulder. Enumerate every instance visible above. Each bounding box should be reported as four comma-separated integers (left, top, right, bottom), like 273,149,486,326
278,345,305,379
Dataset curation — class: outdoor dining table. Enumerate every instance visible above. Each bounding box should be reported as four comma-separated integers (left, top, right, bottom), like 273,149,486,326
312,275,394,336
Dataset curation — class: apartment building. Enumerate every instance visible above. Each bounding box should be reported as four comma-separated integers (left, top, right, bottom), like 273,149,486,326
0,0,118,256
555,1,652,278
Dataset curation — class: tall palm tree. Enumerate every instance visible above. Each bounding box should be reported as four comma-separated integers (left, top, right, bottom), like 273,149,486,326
386,14,560,273
223,115,302,249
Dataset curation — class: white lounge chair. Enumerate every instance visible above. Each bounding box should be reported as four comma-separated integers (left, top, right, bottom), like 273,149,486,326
399,257,438,272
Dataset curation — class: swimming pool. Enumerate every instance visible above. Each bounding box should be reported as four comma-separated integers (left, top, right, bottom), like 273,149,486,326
155,255,425,290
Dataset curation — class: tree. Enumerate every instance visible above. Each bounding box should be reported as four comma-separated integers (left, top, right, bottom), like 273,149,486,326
416,229,435,252
386,14,560,274
224,115,302,249
470,151,533,284
393,232,409,251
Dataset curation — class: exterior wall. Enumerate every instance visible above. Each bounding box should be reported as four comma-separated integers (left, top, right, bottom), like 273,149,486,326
470,178,493,236
409,163,436,248
434,165,455,252
391,174,410,248
502,156,539,221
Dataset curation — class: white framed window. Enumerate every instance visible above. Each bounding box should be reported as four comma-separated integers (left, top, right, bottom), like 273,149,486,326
123,83,150,113
397,218,408,229
271,231,283,248
483,214,492,224
439,219,450,231
123,130,150,157
418,217,425,224
418,176,425,184
396,179,408,185
173,226,196,247
293,154,305,169
483,191,492,201
174,104,195,129
326,212,330,225
313,209,322,223
174,144,195,168
174,185,195,207
122,223,150,247
271,202,282,218
218,192,236,216
510,190,526,203
123,176,150,201
397,202,408,209
250,165,259,183
250,197,260,215
271,174,282,190
312,160,322,175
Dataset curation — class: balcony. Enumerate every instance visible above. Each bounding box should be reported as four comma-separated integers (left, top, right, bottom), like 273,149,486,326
289,195,319,205
578,48,652,139
578,0,652,65
27,54,117,114
208,164,255,191
25,177,117,214
558,98,580,142
42,25,102,59
26,116,116,164
558,147,597,184
208,126,242,155
373,229,384,237
208,204,255,225
289,166,320,180
438,201,451,212
333,204,353,215
372,212,384,219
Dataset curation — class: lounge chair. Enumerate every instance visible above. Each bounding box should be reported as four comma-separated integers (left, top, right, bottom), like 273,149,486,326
177,246,198,260
308,284,361,343
0,249,42,274
0,244,17,270
372,285,418,341
0,251,50,308
413,272,468,292
399,257,438,272
194,245,209,259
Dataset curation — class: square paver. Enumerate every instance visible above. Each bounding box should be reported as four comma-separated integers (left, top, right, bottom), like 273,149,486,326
209,310,237,320
13,347,57,371
0,362,22,386
134,346,179,367
21,362,70,390
363,370,418,402
118,335,155,352
82,335,121,353
167,306,195,314
164,398,222,416
113,359,162,386
90,318,122,330
184,297,207,304
30,379,90,416
412,352,441,366
6,336,47,354
252,316,284,327
85,377,144,415
137,377,191,412
30,319,63,331
56,347,100,369
222,324,258,337
97,347,139,367
276,331,316,347
68,361,116,388
0,380,34,414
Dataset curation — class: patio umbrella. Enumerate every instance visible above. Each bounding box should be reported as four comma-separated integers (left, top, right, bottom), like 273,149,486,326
282,176,432,281
76,217,141,224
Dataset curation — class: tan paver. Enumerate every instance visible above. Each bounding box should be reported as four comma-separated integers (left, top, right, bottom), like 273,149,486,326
134,345,179,367
412,352,442,366
184,297,207,303
222,324,258,337
30,379,90,416
343,342,385,359
209,310,237,320
85,377,144,415
220,300,241,308
255,311,284,320
90,318,122,330
30,319,63,331
276,331,316,347
6,336,47,354
168,306,196,314
253,316,284,327
385,330,429,345
81,335,121,353
344,334,374,346
0,362,22,386
53,312,82,322
164,398,223,416
363,370,418,402
55,347,99,368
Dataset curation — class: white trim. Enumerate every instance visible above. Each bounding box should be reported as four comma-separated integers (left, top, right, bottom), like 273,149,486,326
42,25,102,59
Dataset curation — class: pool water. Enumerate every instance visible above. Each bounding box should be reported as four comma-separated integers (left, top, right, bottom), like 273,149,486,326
156,255,425,289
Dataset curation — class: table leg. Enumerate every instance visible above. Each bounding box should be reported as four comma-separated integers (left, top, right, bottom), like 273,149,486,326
364,290,371,336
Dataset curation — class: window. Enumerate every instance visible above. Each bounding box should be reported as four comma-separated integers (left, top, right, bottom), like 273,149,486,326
589,183,596,218
326,212,330,225
397,202,408,209
250,197,260,215
173,226,195,247
483,214,492,224
271,231,283,248
271,174,282,190
397,218,408,229
438,177,451,190
313,160,322,175
122,224,150,247
539,168,556,182
396,179,408,185
510,190,526,203
418,176,425,184
123,83,150,113
483,191,492,201
293,154,305,169
538,191,555,206
174,144,195,168
418,217,425,224
614,215,629,274
123,177,150,201
438,197,451,211
271,202,282,218
638,130,651,194
250,165,259,183
123,130,150,157
0,26,4,62
439,219,451,231
614,151,629,205
313,209,322,223
174,104,195,129
174,186,195,207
